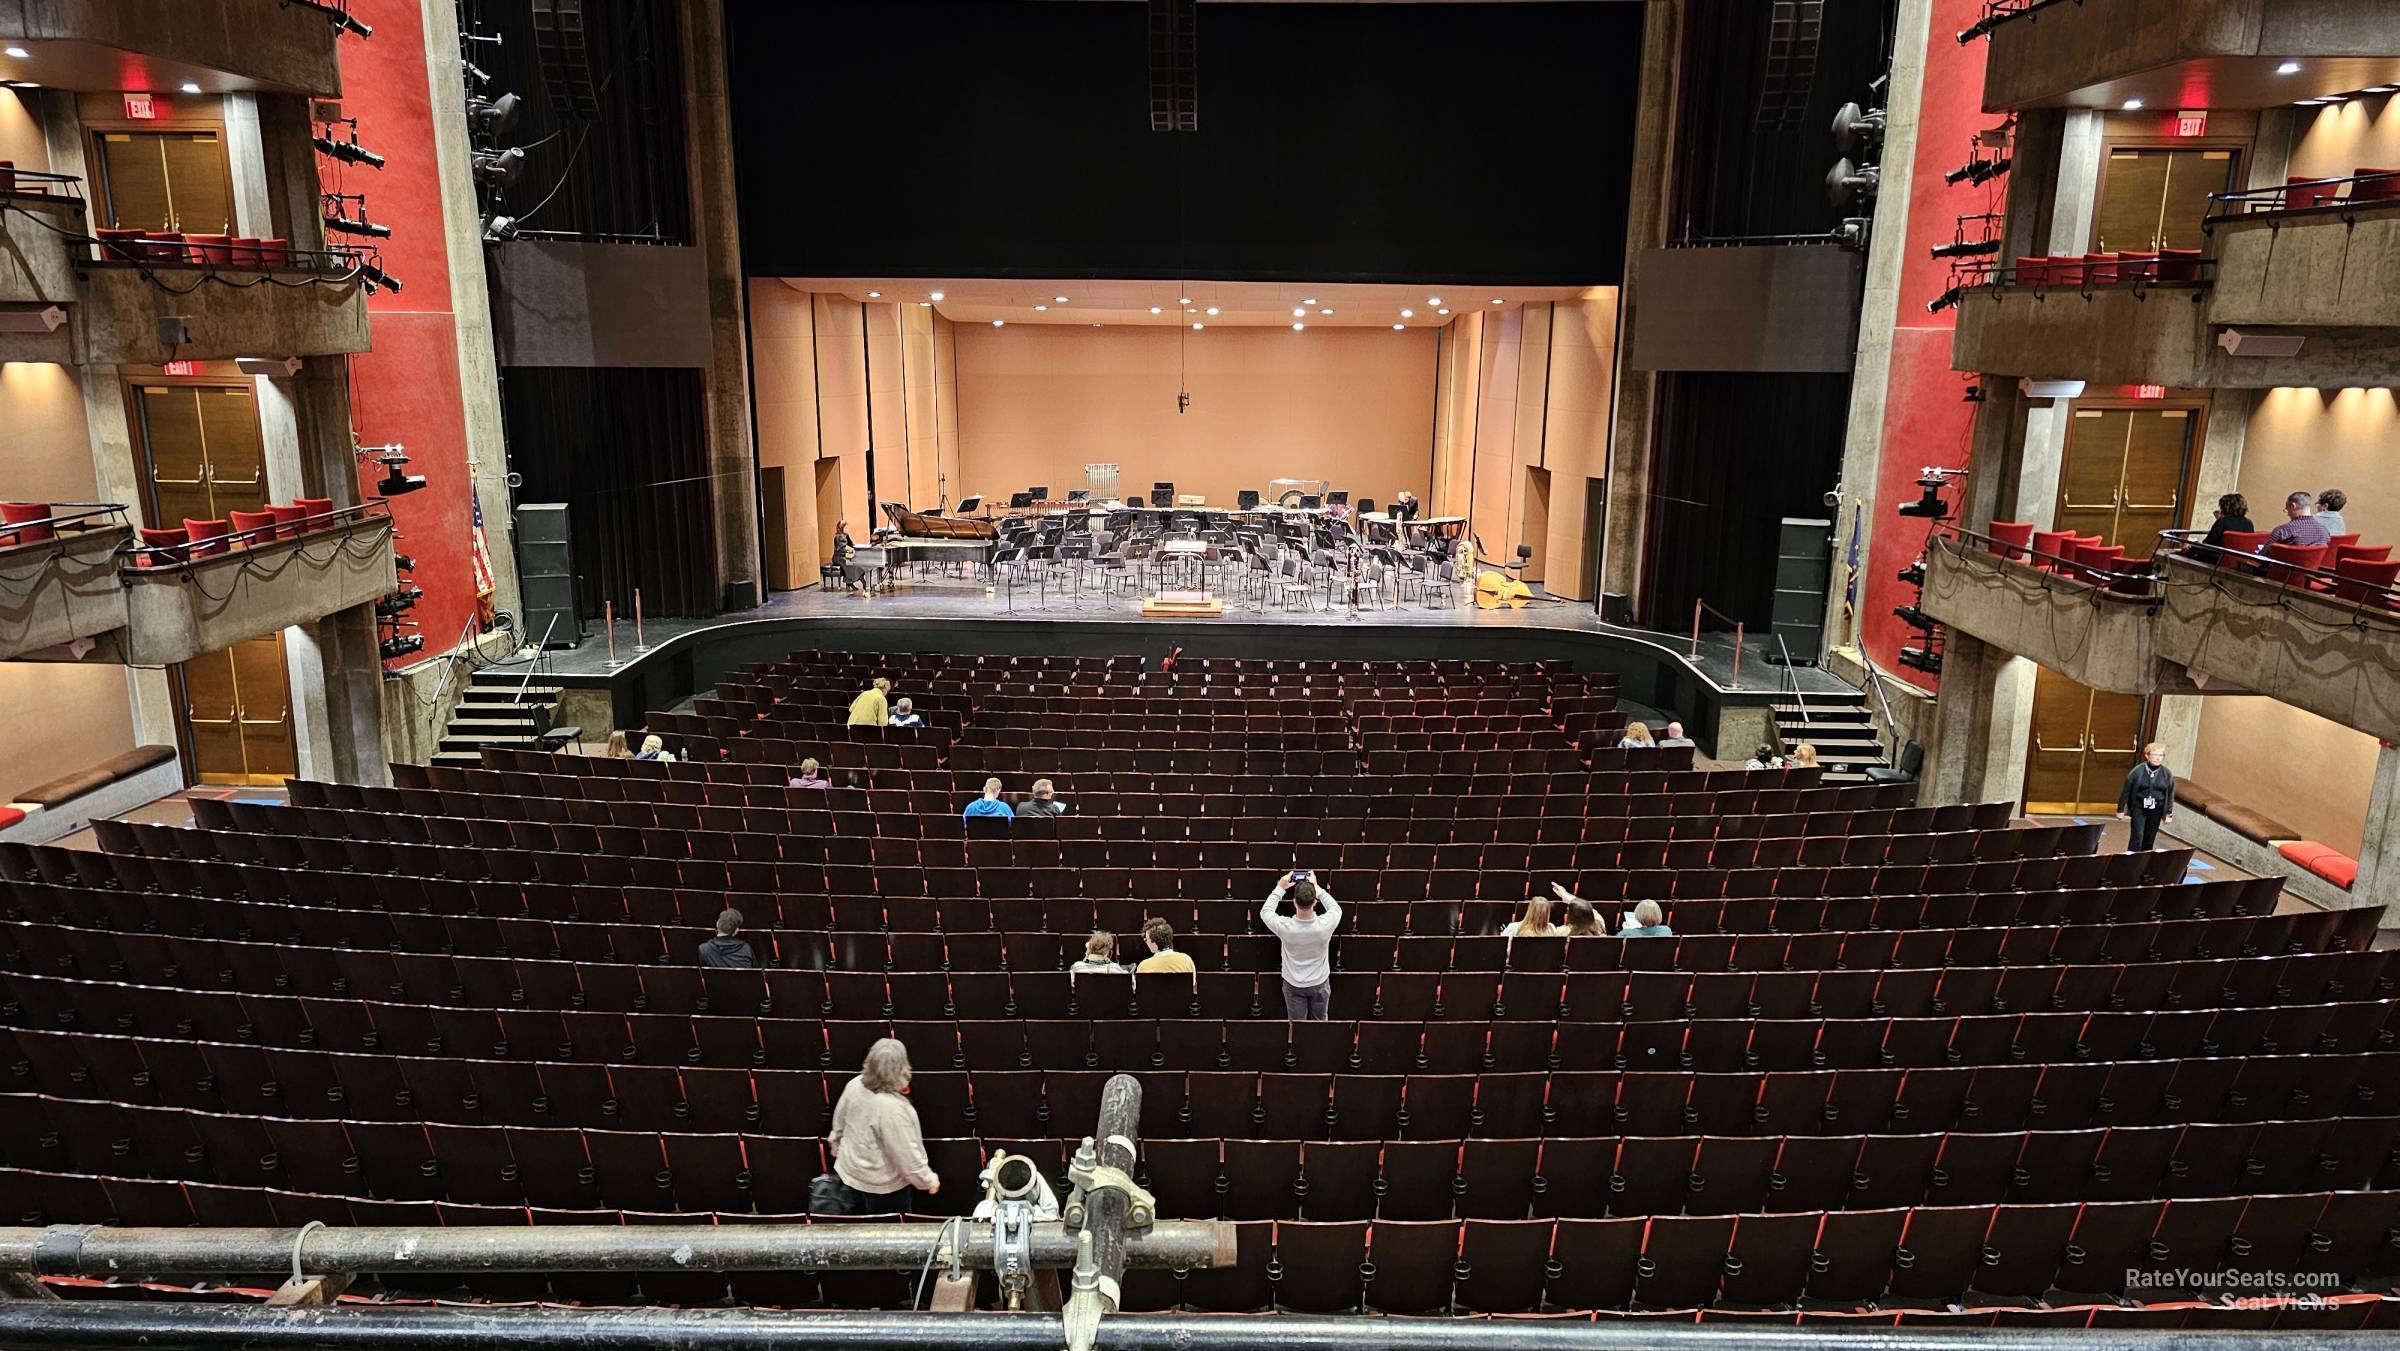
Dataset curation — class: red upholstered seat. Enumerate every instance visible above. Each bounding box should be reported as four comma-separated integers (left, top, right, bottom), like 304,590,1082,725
293,496,336,530
2212,529,2270,563
2027,529,2076,571
2334,544,2391,566
267,504,309,540
2116,250,2157,281
93,227,145,261
2081,253,2118,285
2277,841,2357,889
227,509,278,545
2262,542,2327,588
182,517,232,559
0,806,22,831
134,525,188,566
255,237,293,268
0,501,55,546
141,231,189,263
186,233,235,265
2332,557,2400,605
2284,176,2342,210
2072,542,2124,583
2350,167,2400,203
2013,257,2048,287
2155,248,2203,281
2046,255,2085,286
1986,521,2035,560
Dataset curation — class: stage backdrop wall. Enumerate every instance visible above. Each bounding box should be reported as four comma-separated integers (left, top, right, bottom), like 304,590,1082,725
951,325,1437,511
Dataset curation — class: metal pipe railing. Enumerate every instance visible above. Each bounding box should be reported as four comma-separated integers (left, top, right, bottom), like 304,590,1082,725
0,167,85,199
0,1303,2368,1351
120,501,391,570
0,502,130,538
1941,523,2160,595
1960,255,2212,290
2206,170,2400,223
2157,530,2400,612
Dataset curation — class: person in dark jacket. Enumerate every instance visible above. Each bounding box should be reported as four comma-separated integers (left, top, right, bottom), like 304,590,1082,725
2116,742,2176,852
2198,493,2253,557
697,908,758,968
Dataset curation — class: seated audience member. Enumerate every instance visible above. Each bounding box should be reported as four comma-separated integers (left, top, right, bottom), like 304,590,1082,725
2315,488,2349,539
1015,777,1068,817
1562,900,1605,937
1506,893,1563,938
1789,742,1820,770
1617,899,1673,938
1744,743,1784,770
963,778,1014,821
1069,931,1125,978
1655,721,1696,749
847,677,892,727
2198,493,2253,555
1263,871,1343,1021
2266,491,2332,548
635,734,674,762
887,697,924,728
1618,721,1655,749
1135,918,1195,975
602,730,632,758
788,758,830,789
697,908,758,968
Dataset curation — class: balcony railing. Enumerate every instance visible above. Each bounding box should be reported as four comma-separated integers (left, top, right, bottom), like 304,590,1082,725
1960,252,2211,294
2206,171,2400,224
117,501,396,667
0,504,134,662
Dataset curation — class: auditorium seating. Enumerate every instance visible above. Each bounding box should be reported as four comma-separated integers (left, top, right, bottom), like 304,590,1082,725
4,652,2391,1324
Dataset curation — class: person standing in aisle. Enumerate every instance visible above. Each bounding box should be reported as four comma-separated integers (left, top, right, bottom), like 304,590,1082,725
1262,870,1343,1020
2116,741,2176,851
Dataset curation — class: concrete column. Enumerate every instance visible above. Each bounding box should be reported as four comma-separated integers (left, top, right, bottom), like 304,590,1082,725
681,0,760,611
1999,111,2063,263
2046,112,2107,256
255,369,305,497
1597,0,1682,609
254,94,328,252
1821,0,1933,654
1960,381,2027,531
321,602,391,786
2191,387,2255,519
417,0,520,624
2014,397,2071,529
2244,109,2297,193
277,358,362,504
1919,632,2035,809
2356,744,2400,922
221,94,275,240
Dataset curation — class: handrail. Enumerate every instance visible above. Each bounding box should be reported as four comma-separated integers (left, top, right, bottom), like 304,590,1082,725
1857,653,1904,757
1960,255,2211,290
119,500,391,569
2206,170,2400,223
0,167,84,197
1940,523,2161,595
2156,530,2400,611
1958,0,2080,43
0,502,131,539
518,613,560,703
1774,632,1810,728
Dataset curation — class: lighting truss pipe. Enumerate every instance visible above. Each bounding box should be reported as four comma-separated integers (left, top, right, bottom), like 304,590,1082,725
0,1221,1233,1277
0,1304,2359,1351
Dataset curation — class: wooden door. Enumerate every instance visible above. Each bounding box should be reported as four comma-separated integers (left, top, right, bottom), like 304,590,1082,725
1521,466,1551,584
91,129,234,235
2094,147,2239,254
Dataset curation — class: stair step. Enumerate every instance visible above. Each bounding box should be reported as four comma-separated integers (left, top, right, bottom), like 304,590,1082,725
430,752,485,767
439,734,543,753
460,688,557,706
449,719,547,738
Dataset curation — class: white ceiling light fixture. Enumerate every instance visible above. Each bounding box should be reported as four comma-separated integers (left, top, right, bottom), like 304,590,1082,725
1034,304,1047,311
1428,296,1443,306
2122,98,2144,110
991,319,1005,327
1291,322,1305,331
1302,297,1317,306
917,301,931,307
180,81,202,94
2277,61,2303,74
1192,322,1204,330
1291,307,1306,317
1437,307,1451,316
1392,323,1405,331
1400,308,1414,318
866,290,881,298
1148,306,1162,315
1205,306,1219,316
1490,298,1504,305
1319,308,1332,315
1053,295,1069,303
3,47,29,59
1178,296,1191,304
930,290,945,301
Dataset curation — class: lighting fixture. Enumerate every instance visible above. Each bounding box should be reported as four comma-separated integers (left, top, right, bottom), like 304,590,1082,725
1302,297,1316,305
469,147,522,184
1034,304,1047,311
1291,322,1304,331
1428,297,1442,306
991,319,1004,327
1178,296,1191,304
481,216,518,243
466,93,520,135
1437,308,1450,316
10,81,38,89
1205,306,1219,316
867,290,880,298
1191,322,1203,330
3,47,27,59
1400,308,1414,318
2278,61,2302,74
1392,323,1404,331
918,301,931,307
2122,99,2143,110
1147,306,1161,315
1319,308,1332,315
1489,298,1503,305
929,290,945,301
180,82,202,94
1054,295,1069,303
1291,307,1306,317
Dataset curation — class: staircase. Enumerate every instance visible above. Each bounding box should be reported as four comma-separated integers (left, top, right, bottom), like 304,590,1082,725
1771,690,1889,785
432,667,562,768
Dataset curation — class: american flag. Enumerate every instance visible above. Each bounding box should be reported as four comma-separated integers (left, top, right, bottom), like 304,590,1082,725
470,489,497,630
1842,503,1862,621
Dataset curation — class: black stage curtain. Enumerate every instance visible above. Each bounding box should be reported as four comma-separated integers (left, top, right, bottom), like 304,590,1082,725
728,1,1643,285
500,367,717,620
460,0,690,244
1640,371,1851,633
1672,0,1901,241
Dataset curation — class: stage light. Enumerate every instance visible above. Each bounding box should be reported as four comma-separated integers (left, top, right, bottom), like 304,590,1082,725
1292,307,1306,317
369,445,426,496
324,210,391,239
315,133,386,169
2279,61,2302,74
357,262,403,294
471,147,523,185
1893,603,1936,631
2122,99,2143,110
1832,101,1887,153
1292,322,1305,331
1897,561,1925,586
1825,157,1879,206
3,47,27,59
1927,285,1964,314
380,634,425,660
1929,237,2000,259
1896,645,1942,675
481,215,517,242
1054,295,1069,303
930,291,945,301
467,93,520,135
1148,306,1162,314
1400,308,1414,318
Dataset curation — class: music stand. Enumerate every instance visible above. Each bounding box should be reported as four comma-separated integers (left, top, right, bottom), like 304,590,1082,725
1151,481,1176,508
1067,489,1089,503
1237,489,1261,510
1300,494,1322,511
1328,490,1350,506
1009,492,1034,509
1028,485,1051,501
956,495,984,515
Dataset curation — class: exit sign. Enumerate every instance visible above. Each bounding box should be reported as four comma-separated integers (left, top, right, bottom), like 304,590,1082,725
2133,384,2166,399
124,92,157,120
161,360,196,376
2174,110,2208,137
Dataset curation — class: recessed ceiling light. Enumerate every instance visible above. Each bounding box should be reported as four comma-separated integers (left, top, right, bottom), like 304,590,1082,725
866,290,881,298
1400,308,1414,318
1319,308,1332,315
1437,307,1450,316
2296,98,2325,105
1148,306,1162,315
1053,295,1069,303
2278,61,2302,75
1428,297,1443,306
1205,306,1219,316
1192,322,1204,330
1178,297,1191,304
1291,322,1305,331
991,319,1004,327
1291,307,1305,317
10,80,36,88
1392,323,1405,331
2122,98,2143,110
918,301,931,307
3,47,28,59
1091,323,1103,327
1302,297,1317,306
930,291,945,301
1490,298,1504,305
1034,304,1047,311
180,82,202,94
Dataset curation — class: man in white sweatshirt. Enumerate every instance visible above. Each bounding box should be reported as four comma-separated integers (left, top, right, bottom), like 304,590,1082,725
1263,871,1343,1020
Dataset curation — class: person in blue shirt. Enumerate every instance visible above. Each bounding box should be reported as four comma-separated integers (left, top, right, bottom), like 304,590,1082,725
963,778,1014,821
1617,899,1673,938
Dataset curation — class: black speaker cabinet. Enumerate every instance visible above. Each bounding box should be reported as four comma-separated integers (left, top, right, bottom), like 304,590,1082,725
1769,516,1832,665
515,502,583,650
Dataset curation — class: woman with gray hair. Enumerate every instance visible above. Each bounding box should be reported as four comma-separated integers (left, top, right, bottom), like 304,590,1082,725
821,1038,940,1213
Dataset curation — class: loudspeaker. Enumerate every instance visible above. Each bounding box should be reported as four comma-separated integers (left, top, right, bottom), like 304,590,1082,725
1769,516,1832,664
723,580,759,611
515,502,582,649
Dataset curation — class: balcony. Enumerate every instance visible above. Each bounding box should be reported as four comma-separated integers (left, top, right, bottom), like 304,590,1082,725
0,226,377,366
0,506,133,662
1974,0,2400,112
1920,531,2179,696
2155,550,2400,744
2207,173,2400,330
0,0,346,99
117,504,395,667
0,170,84,310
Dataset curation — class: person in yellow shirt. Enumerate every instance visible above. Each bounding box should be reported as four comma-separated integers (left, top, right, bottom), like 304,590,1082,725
1134,917,1196,975
847,678,891,727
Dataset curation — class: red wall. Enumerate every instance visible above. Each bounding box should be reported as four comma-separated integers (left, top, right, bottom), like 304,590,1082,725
335,0,481,665
1858,0,1995,690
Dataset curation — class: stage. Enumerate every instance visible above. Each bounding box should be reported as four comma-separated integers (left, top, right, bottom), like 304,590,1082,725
525,574,1860,761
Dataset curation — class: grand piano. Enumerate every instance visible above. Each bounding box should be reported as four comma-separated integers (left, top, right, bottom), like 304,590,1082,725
876,503,999,576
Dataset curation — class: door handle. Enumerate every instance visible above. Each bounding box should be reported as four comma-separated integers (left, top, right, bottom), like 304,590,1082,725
2033,737,2088,754
2122,500,2178,512
2060,498,2116,511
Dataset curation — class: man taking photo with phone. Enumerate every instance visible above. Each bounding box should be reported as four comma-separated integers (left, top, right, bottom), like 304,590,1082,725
1263,870,1343,1020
